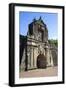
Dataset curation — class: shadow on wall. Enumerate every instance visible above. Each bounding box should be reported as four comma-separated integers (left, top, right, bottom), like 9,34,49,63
20,35,27,65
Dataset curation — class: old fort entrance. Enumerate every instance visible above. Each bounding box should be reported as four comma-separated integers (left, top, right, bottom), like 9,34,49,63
20,17,58,71
37,53,47,68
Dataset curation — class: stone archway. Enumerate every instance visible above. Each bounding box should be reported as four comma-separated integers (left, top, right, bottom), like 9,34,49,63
37,54,47,69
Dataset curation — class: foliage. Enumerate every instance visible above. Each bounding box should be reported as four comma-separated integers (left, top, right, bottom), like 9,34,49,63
48,39,58,47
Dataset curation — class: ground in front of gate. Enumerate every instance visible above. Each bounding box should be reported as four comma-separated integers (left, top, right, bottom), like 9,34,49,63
19,66,58,78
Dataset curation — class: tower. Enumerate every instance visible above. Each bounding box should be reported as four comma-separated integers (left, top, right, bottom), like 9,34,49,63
27,17,49,69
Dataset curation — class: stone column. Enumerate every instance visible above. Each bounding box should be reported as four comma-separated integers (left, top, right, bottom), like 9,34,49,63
30,47,33,69
45,47,50,67
27,46,31,70
20,48,26,71
50,50,54,66
34,47,38,68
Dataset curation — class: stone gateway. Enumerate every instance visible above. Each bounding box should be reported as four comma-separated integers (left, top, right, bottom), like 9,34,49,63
37,53,47,68
20,17,58,71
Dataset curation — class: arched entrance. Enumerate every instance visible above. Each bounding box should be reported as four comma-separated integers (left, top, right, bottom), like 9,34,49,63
37,54,47,69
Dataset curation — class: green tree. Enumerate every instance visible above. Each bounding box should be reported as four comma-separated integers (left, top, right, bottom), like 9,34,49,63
48,39,58,47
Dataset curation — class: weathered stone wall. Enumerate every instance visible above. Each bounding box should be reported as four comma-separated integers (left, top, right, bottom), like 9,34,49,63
20,17,58,71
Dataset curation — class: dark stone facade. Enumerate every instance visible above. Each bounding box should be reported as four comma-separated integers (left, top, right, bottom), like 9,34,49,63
20,17,58,71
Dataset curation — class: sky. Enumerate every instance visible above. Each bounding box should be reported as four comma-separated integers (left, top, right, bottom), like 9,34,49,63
19,11,58,39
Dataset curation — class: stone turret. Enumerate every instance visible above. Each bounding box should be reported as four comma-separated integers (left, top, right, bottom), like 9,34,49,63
28,17,48,43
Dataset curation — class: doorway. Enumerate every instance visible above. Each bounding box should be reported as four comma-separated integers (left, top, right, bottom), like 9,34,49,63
37,54,47,68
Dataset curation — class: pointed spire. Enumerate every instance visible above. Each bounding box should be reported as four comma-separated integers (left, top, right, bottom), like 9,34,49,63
39,16,45,25
39,16,42,20
33,18,36,22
